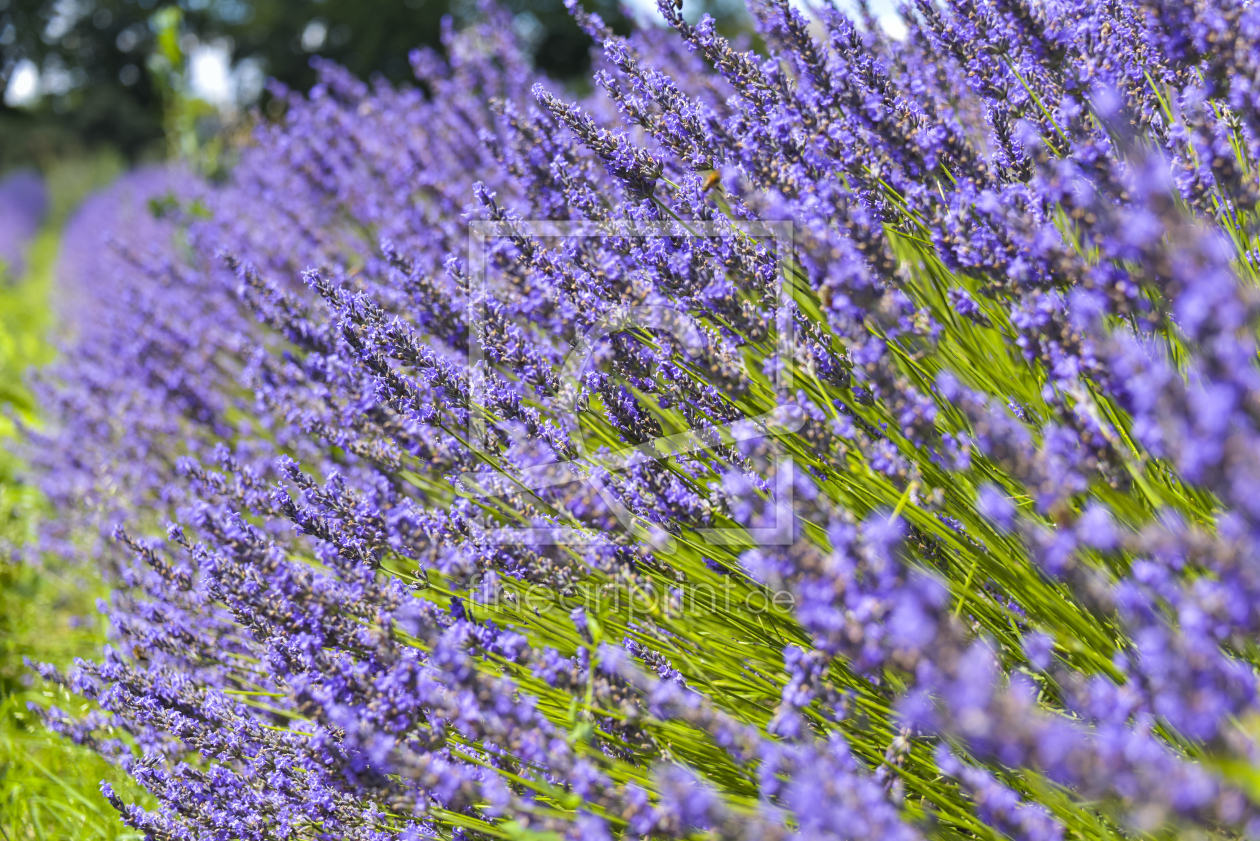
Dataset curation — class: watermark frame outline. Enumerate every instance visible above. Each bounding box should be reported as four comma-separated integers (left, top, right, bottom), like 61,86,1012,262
465,219,799,550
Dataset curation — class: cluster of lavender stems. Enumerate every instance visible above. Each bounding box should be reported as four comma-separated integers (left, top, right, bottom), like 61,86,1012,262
0,169,48,281
17,0,1260,839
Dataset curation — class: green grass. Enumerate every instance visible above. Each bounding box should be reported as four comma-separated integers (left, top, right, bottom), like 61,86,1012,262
0,151,149,841
0,565,147,841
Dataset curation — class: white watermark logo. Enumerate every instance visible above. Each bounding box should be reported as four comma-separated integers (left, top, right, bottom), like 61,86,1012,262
461,220,801,553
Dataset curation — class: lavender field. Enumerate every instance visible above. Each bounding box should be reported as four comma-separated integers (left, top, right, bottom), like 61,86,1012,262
6,0,1260,839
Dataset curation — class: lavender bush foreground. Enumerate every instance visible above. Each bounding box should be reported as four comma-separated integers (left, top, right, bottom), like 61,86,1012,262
20,0,1260,838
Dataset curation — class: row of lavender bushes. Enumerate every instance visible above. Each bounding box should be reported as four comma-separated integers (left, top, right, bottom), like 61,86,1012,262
0,171,47,285
0,149,159,840
19,0,1260,839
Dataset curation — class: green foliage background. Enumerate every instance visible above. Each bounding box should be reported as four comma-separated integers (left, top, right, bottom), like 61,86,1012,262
0,0,646,173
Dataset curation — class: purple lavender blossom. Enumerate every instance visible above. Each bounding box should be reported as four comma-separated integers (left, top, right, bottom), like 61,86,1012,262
0,169,48,280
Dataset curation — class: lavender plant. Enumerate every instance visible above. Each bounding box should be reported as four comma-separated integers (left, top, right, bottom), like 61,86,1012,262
18,1,1260,839
0,170,47,282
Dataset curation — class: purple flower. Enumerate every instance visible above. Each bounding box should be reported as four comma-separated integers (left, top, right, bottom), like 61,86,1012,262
1075,503,1118,552
977,484,1016,531
1023,632,1054,672
0,169,47,280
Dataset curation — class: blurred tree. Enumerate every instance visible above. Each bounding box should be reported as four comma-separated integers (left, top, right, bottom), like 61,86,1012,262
0,0,637,168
